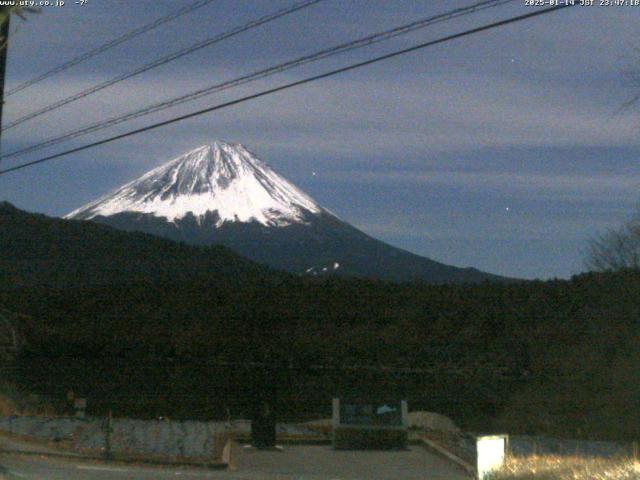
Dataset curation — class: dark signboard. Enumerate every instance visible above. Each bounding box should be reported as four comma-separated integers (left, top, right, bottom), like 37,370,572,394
251,399,276,448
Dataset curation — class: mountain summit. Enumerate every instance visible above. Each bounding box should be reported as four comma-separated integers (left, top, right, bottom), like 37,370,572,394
67,141,505,283
67,141,323,227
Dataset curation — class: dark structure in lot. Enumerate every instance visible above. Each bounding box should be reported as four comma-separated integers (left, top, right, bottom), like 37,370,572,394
251,388,277,448
332,398,408,450
0,308,25,362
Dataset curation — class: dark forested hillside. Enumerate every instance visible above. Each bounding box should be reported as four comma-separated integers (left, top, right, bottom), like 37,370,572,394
1,203,639,440
0,201,276,287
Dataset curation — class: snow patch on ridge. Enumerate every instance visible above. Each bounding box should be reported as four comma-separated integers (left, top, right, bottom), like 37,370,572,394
66,141,324,227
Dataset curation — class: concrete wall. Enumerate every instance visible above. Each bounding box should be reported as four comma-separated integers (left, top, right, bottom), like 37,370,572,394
0,415,318,460
0,415,239,459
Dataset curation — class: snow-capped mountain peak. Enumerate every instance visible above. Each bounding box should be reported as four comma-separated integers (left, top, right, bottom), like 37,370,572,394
66,141,323,227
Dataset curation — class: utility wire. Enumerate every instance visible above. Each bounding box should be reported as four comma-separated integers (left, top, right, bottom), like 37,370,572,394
0,4,576,177
0,0,515,163
1,0,324,131
5,0,217,97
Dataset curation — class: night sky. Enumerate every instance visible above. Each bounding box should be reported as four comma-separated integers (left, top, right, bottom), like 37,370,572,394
1,0,638,279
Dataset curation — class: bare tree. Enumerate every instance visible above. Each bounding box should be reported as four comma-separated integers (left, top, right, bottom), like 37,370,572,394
586,214,640,272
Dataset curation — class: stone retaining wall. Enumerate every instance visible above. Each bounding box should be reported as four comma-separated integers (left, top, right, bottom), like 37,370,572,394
3,416,627,463
0,416,315,460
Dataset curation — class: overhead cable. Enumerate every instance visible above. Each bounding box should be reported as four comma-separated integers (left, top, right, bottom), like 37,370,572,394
2,0,325,130
0,4,576,177
0,0,514,162
5,0,218,97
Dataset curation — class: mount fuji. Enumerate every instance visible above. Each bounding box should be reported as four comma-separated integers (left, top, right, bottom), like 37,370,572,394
66,141,503,283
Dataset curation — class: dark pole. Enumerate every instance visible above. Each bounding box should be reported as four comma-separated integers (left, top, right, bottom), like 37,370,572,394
104,409,113,461
0,11,10,150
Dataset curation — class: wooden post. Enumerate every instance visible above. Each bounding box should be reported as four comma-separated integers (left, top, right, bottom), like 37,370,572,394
104,410,113,461
505,434,510,459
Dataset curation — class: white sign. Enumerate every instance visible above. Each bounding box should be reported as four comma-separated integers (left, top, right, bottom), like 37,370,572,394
477,435,507,479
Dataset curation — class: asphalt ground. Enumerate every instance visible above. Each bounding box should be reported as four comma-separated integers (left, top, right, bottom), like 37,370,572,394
0,443,470,480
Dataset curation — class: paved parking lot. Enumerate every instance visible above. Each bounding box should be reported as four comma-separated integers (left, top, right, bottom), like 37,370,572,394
232,444,470,479
0,444,471,479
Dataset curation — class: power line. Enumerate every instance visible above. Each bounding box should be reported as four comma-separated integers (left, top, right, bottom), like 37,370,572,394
0,0,515,163
0,4,576,177
5,0,217,98
1,0,324,131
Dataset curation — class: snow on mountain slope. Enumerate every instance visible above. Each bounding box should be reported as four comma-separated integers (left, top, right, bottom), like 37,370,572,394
66,141,323,227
